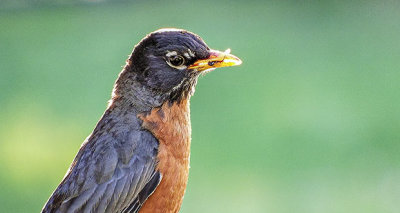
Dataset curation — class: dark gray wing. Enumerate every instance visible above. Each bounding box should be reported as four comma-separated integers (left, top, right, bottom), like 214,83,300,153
122,171,161,213
42,114,161,213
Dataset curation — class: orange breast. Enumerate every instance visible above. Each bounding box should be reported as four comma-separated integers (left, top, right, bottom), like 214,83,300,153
138,100,191,213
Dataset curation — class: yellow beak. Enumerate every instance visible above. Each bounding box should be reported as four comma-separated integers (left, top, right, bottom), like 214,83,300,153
187,49,242,71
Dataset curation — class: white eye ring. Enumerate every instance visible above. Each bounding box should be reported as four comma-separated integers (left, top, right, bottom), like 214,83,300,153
166,55,186,70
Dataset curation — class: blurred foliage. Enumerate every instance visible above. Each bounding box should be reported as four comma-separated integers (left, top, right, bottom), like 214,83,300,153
1,0,400,212
0,0,79,10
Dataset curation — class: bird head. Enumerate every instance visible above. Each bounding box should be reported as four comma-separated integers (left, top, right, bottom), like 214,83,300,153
112,28,242,110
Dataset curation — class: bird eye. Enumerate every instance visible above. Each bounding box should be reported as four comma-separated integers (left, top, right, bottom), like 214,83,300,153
168,55,185,67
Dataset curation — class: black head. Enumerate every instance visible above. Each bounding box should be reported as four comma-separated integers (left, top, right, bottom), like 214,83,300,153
114,28,241,109
130,29,210,96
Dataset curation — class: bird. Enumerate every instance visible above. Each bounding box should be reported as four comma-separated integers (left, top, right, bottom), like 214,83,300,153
42,28,242,213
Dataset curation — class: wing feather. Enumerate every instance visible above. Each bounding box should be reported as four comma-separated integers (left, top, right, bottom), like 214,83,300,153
96,180,117,212
104,175,127,213
122,171,162,213
42,122,161,213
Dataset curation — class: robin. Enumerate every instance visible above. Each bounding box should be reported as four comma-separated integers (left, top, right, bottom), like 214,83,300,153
42,28,242,213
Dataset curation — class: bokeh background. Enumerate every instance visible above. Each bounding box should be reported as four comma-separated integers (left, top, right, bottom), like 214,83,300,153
1,0,400,212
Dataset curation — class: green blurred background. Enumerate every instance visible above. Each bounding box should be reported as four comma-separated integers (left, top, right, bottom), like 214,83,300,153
1,0,400,212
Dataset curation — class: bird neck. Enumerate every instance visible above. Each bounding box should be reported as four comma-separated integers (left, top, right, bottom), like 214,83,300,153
109,65,197,113
110,68,166,113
